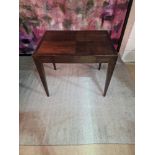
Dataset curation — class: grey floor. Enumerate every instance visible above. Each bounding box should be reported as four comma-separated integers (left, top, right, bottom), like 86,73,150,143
19,56,135,145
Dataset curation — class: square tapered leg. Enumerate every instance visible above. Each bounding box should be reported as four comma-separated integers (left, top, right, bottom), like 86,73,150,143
53,63,56,70
103,57,117,96
33,57,49,96
98,63,102,70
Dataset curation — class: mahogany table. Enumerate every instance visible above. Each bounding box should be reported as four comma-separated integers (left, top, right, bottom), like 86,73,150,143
32,31,118,97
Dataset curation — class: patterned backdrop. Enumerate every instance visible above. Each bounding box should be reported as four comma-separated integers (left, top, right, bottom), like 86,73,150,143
19,0,130,54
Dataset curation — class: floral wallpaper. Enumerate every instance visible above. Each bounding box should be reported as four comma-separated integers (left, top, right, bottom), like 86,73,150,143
19,0,130,54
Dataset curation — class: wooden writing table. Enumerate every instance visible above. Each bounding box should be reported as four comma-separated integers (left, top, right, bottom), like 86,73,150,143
33,31,118,97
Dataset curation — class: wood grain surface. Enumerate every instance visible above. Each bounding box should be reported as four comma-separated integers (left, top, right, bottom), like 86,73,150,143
33,31,118,96
20,144,135,155
35,31,116,56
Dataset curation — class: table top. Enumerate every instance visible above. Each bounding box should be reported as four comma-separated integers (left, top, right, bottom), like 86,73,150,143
34,31,117,56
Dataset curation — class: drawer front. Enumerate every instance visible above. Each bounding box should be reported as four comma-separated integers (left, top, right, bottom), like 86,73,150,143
37,55,114,63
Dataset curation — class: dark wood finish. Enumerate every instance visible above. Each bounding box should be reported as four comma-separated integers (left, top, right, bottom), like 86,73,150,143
53,63,56,70
33,30,118,97
103,57,117,96
98,63,102,70
33,57,49,96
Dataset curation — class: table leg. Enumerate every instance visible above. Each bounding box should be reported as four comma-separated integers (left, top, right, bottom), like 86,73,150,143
103,58,117,96
53,63,56,70
33,57,49,96
98,63,102,70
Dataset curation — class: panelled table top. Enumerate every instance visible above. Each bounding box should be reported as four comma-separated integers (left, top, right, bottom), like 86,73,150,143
35,31,117,56
33,30,118,97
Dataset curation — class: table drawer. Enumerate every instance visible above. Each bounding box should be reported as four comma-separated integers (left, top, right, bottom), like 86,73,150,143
37,55,113,63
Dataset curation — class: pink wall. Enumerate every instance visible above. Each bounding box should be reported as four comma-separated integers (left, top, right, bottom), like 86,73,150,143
19,0,130,54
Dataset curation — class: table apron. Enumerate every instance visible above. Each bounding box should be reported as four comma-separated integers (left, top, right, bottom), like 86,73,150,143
36,55,117,63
